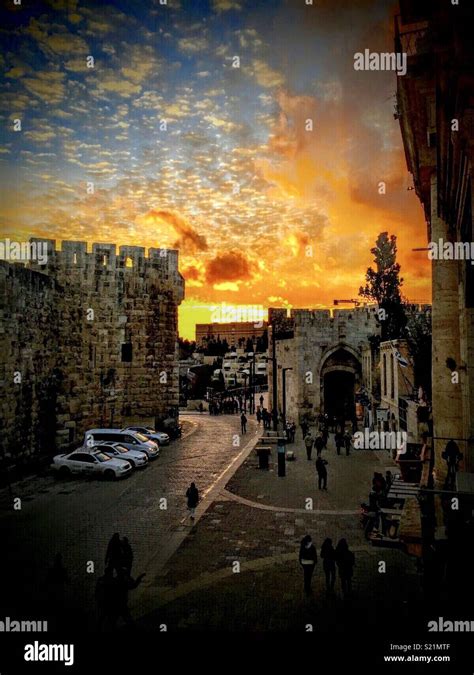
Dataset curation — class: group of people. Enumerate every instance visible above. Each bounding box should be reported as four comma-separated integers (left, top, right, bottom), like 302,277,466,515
256,406,273,429
299,535,356,597
96,533,145,629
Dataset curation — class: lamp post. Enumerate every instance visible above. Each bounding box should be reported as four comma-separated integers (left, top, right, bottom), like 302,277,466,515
282,367,293,432
271,325,278,431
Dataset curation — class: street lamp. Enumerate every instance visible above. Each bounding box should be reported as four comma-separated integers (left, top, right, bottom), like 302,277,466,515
282,367,293,432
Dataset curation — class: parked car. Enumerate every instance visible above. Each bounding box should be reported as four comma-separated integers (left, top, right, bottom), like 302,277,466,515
123,426,170,446
51,450,132,480
87,442,148,469
84,429,159,459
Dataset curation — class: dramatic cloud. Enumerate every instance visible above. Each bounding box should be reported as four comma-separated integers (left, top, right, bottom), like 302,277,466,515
144,210,209,252
205,250,251,284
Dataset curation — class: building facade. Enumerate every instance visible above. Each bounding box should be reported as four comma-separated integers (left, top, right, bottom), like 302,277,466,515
195,321,268,348
396,0,474,476
0,239,184,464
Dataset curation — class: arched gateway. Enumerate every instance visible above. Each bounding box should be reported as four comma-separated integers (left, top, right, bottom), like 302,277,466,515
320,346,361,423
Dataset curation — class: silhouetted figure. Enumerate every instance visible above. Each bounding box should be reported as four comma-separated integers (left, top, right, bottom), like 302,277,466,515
121,537,133,576
442,440,463,489
186,482,199,520
105,533,123,575
259,395,264,407
314,434,325,457
256,408,262,425
320,538,336,592
112,568,146,628
304,433,314,460
335,431,344,455
316,456,328,490
301,421,309,438
299,535,317,596
241,412,247,434
335,538,355,597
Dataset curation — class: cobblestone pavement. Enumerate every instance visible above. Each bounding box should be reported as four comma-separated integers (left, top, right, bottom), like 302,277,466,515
136,427,421,631
0,414,257,629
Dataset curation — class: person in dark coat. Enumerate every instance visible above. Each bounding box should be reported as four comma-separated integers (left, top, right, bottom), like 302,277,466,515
105,533,123,575
335,431,344,455
335,538,355,596
299,535,317,595
304,432,314,460
121,537,133,575
241,412,247,434
315,456,328,490
314,434,325,457
186,482,199,520
343,431,352,456
320,538,336,592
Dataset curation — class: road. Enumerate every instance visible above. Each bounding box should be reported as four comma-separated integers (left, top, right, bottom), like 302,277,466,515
0,413,256,629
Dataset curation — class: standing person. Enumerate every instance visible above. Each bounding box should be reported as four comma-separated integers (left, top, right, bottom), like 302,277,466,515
121,537,133,576
304,432,314,461
299,535,317,596
320,538,336,592
241,412,247,434
259,394,264,408
105,533,123,575
314,433,325,457
315,456,328,490
186,482,199,520
343,430,352,456
256,408,262,425
335,538,355,597
301,420,309,439
335,431,344,456
322,427,329,449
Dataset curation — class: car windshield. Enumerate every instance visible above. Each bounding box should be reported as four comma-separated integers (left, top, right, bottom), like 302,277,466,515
133,432,149,442
114,445,129,453
145,428,155,433
94,452,111,462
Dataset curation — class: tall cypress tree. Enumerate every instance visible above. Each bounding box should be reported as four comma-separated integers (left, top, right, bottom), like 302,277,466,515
359,232,407,340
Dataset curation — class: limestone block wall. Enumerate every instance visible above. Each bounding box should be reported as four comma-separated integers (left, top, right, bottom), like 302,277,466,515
0,239,184,462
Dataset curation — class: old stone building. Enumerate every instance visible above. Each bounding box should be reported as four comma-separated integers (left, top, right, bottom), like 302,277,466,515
396,0,474,477
268,307,380,425
0,239,184,465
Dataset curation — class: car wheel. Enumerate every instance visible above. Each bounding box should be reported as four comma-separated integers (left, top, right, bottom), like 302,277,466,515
104,469,115,481
58,466,71,479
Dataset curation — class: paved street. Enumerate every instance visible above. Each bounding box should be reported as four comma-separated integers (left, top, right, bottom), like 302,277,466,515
0,413,257,630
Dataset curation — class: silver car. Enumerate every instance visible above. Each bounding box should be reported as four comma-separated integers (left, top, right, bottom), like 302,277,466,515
84,429,159,459
123,426,170,446
89,442,148,469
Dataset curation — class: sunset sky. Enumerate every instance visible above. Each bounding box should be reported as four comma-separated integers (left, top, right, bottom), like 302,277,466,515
0,0,431,340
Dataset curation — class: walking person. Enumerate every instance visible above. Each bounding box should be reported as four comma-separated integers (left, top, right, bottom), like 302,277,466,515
241,412,247,434
121,537,133,576
320,538,336,592
335,431,344,456
304,432,314,461
316,456,328,490
301,420,309,439
256,408,262,426
299,535,317,596
105,533,123,576
314,433,325,457
335,538,355,597
343,430,352,456
186,482,199,520
259,394,264,408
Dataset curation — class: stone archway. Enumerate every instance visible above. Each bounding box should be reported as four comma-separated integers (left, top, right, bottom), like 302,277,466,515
320,346,361,424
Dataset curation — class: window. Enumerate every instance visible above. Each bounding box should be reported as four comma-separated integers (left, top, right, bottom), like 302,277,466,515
383,353,387,397
121,343,133,362
390,353,395,399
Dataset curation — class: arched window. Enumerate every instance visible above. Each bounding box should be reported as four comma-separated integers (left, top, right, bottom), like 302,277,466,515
390,353,395,399
383,353,387,397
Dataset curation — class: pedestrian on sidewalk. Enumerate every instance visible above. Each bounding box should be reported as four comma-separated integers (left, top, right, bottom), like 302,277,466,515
186,482,199,520
320,538,336,592
301,420,309,439
256,408,262,425
335,431,344,456
314,433,325,457
304,432,314,460
343,430,352,456
315,456,328,490
241,412,247,434
259,394,264,407
335,538,355,597
299,535,317,596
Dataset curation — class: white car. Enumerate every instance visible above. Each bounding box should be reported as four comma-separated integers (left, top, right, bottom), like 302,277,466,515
123,426,170,446
51,450,132,480
84,429,159,459
89,442,148,469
